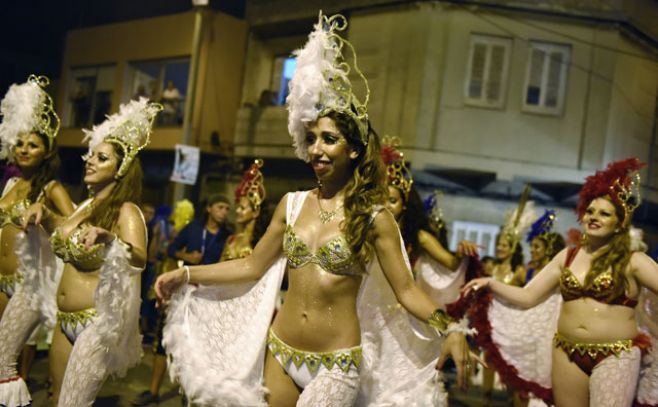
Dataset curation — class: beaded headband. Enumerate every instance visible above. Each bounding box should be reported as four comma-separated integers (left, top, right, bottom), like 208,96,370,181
424,190,446,232
287,11,370,161
82,98,162,179
235,159,266,212
0,75,60,161
576,158,645,228
381,136,413,200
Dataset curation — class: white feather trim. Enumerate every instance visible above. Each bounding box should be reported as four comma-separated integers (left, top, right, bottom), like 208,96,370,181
0,80,44,161
15,226,61,329
92,239,143,377
82,97,159,156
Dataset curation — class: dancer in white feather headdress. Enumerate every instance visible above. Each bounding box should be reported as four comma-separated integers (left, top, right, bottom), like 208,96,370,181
0,75,74,407
12,98,161,406
0,75,60,161
287,12,370,161
155,10,475,407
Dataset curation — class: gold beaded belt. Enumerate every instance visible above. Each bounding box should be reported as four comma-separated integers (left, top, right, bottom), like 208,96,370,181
267,329,361,373
553,332,635,358
57,308,97,327
0,272,23,286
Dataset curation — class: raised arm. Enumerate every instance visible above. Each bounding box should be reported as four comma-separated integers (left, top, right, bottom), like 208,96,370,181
631,251,658,296
418,230,458,270
155,194,288,301
463,249,564,308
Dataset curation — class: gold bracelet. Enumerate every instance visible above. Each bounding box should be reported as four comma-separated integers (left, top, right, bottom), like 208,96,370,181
428,308,456,334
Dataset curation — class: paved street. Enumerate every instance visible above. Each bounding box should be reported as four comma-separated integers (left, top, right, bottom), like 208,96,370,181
27,348,514,406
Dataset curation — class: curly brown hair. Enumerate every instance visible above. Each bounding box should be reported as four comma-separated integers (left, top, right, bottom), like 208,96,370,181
584,197,631,301
323,111,387,270
87,142,143,231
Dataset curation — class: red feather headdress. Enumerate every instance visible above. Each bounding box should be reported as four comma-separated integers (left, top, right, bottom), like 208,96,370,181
576,158,645,226
380,135,413,199
235,159,266,210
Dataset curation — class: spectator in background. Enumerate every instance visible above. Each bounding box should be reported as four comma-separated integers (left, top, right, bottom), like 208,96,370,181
161,80,182,126
167,194,232,267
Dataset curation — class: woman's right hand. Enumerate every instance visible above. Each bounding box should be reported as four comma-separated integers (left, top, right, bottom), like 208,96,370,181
22,202,47,230
155,268,186,306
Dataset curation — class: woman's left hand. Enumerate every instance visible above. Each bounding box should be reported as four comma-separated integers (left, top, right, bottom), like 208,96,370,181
456,240,479,258
461,277,491,297
436,331,484,390
79,226,116,250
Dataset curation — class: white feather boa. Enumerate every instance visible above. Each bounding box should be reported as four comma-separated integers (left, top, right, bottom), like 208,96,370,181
93,239,143,377
15,226,61,328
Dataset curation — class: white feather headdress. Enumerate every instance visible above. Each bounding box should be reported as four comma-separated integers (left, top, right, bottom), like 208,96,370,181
82,97,161,178
0,75,60,161
286,11,370,161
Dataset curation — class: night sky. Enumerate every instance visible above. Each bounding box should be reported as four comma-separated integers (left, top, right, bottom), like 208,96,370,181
0,0,245,95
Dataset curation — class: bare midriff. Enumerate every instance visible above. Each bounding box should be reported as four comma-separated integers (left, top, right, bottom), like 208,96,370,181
271,263,362,352
56,263,99,312
557,298,638,343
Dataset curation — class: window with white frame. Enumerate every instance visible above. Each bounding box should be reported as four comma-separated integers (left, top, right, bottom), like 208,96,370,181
464,34,512,109
522,41,571,115
450,220,500,257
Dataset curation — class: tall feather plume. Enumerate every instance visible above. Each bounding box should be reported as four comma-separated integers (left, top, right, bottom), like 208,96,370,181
0,79,47,161
286,11,369,161
82,97,158,154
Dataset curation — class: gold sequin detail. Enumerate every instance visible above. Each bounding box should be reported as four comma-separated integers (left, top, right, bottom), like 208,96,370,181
50,227,105,271
553,332,635,359
267,330,361,373
282,225,360,276
0,272,23,287
57,308,97,328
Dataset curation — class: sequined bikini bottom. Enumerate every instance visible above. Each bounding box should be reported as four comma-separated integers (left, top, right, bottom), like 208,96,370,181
553,331,650,375
57,308,97,344
267,329,361,388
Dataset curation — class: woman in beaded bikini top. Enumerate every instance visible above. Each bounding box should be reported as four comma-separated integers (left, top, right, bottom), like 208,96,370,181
464,158,658,406
18,99,158,406
219,160,270,262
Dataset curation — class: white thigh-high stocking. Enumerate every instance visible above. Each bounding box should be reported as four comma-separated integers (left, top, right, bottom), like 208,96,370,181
589,347,641,407
296,367,360,407
57,323,109,407
0,290,40,379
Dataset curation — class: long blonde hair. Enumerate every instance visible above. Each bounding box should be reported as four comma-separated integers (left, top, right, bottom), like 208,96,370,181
324,111,387,270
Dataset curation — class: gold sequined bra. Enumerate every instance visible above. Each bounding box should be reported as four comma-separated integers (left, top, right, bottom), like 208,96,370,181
0,199,30,227
283,225,360,276
560,246,637,308
50,227,105,271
